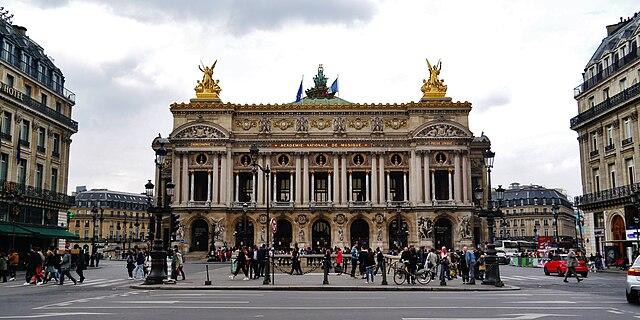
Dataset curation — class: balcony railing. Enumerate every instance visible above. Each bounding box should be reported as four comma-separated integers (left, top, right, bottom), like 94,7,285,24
574,48,640,97
18,139,29,148
0,48,76,104
348,201,372,208
432,199,456,206
605,144,616,153
51,151,60,158
36,146,45,153
622,137,634,147
0,180,71,207
570,81,640,129
0,82,78,132
273,201,294,208
575,182,640,208
589,150,599,158
0,132,11,141
310,201,333,208
387,200,410,207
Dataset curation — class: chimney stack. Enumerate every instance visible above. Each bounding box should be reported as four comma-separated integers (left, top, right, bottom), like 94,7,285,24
12,25,26,36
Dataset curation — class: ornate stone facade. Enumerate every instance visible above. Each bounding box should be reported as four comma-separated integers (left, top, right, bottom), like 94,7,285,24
154,62,492,253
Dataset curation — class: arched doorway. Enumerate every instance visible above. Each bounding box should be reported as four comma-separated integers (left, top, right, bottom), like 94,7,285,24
234,218,254,248
191,219,209,251
350,218,369,248
388,217,409,250
434,217,453,250
611,215,626,263
312,219,331,251
274,219,292,251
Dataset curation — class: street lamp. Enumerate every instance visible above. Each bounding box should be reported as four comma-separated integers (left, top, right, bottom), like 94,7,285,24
552,203,560,246
145,137,176,285
249,143,272,285
473,148,504,287
135,212,140,243
500,218,507,240
90,204,99,267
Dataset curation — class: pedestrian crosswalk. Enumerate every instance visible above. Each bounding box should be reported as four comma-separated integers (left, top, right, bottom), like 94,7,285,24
0,278,141,289
501,275,558,282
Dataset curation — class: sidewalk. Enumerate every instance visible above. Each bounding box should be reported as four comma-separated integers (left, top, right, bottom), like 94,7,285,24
131,271,520,291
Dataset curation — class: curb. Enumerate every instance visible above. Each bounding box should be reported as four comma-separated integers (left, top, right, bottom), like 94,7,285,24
130,284,520,292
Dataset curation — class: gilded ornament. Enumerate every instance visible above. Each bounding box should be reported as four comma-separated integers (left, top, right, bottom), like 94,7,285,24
421,58,448,99
348,117,369,130
235,119,257,131
174,124,225,139
333,117,346,134
385,118,407,130
194,60,221,100
295,116,309,133
258,117,271,134
311,118,330,130
371,117,384,133
417,124,468,138
274,119,293,130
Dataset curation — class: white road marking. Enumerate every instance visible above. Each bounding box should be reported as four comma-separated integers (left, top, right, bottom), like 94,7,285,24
510,301,574,304
155,293,264,296
607,310,624,314
112,300,250,304
40,306,612,310
402,313,577,320
0,312,112,319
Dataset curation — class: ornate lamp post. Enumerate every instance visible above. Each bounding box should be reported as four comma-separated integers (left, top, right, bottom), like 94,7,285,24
249,143,272,285
473,148,504,287
500,218,507,240
552,203,560,246
135,212,140,243
144,138,176,285
90,204,99,267
534,220,540,248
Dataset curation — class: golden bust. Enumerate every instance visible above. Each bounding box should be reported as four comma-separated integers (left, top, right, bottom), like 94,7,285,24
421,58,448,99
195,60,221,100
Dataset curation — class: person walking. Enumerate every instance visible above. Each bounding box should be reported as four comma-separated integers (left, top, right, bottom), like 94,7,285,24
365,247,375,283
0,251,7,283
335,247,343,273
464,246,476,285
175,247,185,280
7,250,18,281
563,250,583,283
374,247,384,275
459,248,469,284
439,247,450,286
133,248,146,280
59,249,77,285
73,245,86,283
290,249,302,275
426,248,438,280
229,247,249,280
44,248,59,284
257,244,266,278
350,244,359,278
125,251,135,280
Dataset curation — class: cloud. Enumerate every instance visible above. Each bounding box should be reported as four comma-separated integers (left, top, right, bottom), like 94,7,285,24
474,89,511,112
22,0,378,35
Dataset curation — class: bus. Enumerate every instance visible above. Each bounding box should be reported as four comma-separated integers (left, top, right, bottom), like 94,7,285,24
494,240,519,255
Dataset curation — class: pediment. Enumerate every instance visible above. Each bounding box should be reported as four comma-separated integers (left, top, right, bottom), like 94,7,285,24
413,122,471,139
171,123,228,140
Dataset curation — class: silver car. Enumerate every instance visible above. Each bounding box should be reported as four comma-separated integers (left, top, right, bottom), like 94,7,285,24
626,255,640,303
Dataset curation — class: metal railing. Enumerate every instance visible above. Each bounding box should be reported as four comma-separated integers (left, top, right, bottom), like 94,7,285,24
570,81,640,129
574,49,640,97
605,144,616,153
0,48,76,103
622,137,634,147
348,200,372,208
310,201,333,208
0,82,78,131
575,182,640,207
589,150,599,158
0,180,71,206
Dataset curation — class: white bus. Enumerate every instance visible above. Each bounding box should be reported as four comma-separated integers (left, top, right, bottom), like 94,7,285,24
494,240,519,256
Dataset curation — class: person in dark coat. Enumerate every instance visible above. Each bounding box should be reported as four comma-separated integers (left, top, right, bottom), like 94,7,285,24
73,245,86,283
229,247,249,280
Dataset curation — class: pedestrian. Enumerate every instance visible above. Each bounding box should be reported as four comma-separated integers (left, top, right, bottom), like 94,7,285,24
126,251,135,280
464,246,476,285
439,246,449,286
0,251,7,283
229,247,249,280
365,247,375,283
175,247,185,280
290,249,302,275
7,250,18,281
59,249,77,285
408,247,418,285
95,251,101,267
170,249,178,280
73,245,86,283
251,246,258,279
374,247,384,275
257,244,266,278
459,248,469,284
133,248,146,280
427,248,438,279
335,247,343,273
350,244,359,278
44,248,59,284
563,250,583,283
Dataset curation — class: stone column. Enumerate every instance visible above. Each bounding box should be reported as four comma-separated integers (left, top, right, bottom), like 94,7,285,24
207,171,212,202
251,171,257,203
403,172,408,202
219,152,227,205
226,149,233,205
415,150,423,203
171,152,180,204
371,154,378,204
379,154,386,203
462,153,468,204
431,170,436,201
328,173,333,202
423,151,430,204
289,172,294,202
295,154,302,204
386,172,391,201
448,170,453,201
189,172,194,202
348,172,353,202
265,154,271,202
409,150,416,203
257,155,264,204
235,173,239,203
332,154,339,203
181,153,188,205
365,172,370,202
212,153,219,204
341,155,347,204
272,171,277,202
303,154,309,204
454,152,461,203
311,172,316,202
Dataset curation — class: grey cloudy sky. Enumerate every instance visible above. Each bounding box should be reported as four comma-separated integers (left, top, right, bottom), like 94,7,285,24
6,0,639,197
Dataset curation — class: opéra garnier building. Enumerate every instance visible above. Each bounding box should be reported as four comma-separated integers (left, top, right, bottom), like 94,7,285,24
155,59,492,253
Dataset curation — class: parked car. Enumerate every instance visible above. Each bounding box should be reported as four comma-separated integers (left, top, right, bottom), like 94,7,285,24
543,254,588,277
626,255,640,303
496,250,510,265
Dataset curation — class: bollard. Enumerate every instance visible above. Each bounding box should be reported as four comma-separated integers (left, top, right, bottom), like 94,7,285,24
204,264,212,285
381,258,388,285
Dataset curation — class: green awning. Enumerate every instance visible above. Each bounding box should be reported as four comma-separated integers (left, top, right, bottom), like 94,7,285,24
0,222,33,236
18,225,79,239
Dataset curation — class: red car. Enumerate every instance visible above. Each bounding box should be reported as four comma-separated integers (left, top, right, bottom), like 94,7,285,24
543,254,589,277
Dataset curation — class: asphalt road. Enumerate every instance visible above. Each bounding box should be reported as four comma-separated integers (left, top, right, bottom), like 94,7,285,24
0,260,638,320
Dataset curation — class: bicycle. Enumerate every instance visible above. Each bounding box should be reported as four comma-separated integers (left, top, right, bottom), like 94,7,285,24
392,261,431,285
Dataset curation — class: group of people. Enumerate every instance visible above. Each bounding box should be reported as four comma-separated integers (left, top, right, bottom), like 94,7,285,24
229,244,270,280
0,245,88,285
125,247,150,280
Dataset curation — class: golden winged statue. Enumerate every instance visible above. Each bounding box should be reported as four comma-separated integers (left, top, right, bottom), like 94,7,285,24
421,58,447,99
195,59,221,100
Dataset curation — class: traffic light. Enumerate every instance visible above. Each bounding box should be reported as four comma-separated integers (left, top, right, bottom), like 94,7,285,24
170,213,180,241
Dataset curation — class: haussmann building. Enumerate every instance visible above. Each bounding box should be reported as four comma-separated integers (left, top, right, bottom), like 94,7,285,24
154,60,495,254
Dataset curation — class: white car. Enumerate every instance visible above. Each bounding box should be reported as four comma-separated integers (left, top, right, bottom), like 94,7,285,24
626,256,640,303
